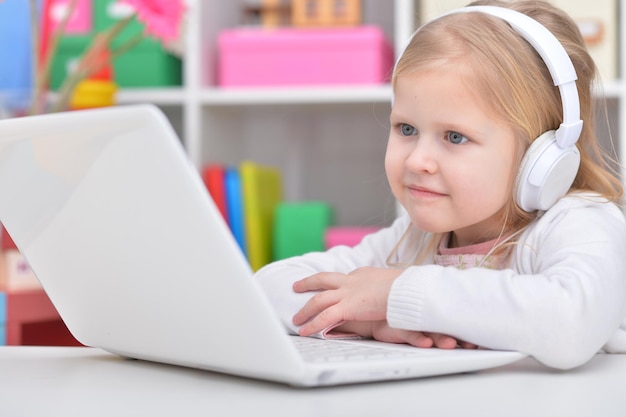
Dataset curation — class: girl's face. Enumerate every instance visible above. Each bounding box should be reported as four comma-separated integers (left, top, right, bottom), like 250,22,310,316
385,69,519,247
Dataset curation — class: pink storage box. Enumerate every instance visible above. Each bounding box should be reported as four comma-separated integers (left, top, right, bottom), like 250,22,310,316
217,26,394,87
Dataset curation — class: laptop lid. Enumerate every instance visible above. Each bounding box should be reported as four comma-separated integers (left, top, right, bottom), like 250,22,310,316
0,104,311,383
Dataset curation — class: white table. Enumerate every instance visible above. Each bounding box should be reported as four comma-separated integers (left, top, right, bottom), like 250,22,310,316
1,346,624,416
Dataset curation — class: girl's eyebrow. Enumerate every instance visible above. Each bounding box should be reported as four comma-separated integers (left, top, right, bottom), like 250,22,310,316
389,110,414,121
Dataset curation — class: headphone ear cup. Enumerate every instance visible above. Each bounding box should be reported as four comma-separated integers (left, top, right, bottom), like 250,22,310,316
515,130,581,212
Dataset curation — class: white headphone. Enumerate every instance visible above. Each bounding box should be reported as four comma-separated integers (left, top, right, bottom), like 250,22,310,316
404,6,583,212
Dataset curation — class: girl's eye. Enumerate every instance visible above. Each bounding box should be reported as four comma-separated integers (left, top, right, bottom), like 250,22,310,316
447,131,468,145
400,123,416,136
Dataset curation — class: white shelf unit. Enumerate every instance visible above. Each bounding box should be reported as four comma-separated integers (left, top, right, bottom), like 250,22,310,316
115,0,625,225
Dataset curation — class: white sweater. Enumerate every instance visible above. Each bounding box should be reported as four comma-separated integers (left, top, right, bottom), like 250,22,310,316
254,194,626,369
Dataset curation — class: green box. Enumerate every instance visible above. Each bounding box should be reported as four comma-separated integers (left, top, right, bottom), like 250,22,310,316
94,0,145,42
50,36,92,90
273,202,333,261
111,41,182,87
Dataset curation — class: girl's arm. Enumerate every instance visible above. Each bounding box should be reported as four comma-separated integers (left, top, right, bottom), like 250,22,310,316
387,196,626,369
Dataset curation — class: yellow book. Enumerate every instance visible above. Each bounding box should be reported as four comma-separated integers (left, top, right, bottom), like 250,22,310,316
240,161,283,271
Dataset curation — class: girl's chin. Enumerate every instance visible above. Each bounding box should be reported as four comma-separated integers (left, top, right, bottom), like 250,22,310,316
405,214,449,235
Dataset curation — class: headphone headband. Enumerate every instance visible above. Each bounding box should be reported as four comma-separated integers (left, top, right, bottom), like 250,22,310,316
445,6,583,148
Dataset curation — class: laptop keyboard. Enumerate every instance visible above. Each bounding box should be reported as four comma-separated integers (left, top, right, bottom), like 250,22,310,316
292,336,431,363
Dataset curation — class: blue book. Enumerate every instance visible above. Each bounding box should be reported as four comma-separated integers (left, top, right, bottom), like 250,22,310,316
0,0,38,111
0,292,6,346
225,167,246,256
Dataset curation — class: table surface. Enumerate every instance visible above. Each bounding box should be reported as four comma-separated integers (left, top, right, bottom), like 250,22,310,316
1,346,624,417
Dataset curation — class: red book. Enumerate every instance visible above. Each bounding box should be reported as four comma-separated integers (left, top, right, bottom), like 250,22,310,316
202,164,229,223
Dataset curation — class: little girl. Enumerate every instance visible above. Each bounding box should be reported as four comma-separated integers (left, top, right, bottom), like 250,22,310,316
254,0,626,370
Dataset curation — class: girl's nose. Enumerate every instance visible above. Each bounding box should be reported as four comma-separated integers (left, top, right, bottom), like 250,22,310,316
405,137,438,174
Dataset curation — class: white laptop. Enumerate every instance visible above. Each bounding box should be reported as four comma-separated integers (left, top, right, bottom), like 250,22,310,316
0,104,526,386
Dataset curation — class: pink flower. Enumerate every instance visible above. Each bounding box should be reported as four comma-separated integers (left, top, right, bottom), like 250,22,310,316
120,0,185,43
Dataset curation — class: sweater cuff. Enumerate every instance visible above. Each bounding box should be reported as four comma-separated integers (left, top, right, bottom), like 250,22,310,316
387,266,433,330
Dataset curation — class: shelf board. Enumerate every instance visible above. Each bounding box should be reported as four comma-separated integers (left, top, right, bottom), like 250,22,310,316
199,85,393,106
109,81,626,106
115,87,186,105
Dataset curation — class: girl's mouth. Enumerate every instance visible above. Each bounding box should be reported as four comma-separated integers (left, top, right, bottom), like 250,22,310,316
408,185,447,199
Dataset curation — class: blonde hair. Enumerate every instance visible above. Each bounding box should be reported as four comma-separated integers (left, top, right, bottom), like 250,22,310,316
390,0,623,265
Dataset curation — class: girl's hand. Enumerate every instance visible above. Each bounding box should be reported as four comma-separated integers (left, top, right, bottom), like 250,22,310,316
291,267,478,349
336,321,478,349
292,267,402,336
